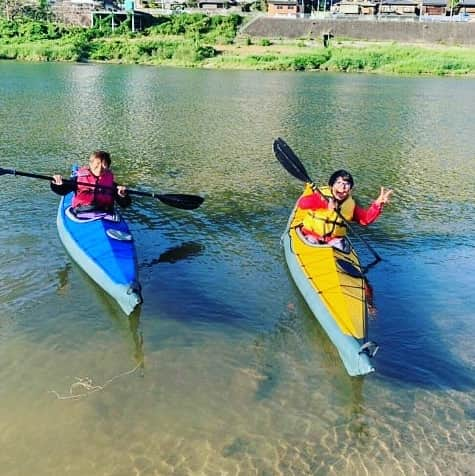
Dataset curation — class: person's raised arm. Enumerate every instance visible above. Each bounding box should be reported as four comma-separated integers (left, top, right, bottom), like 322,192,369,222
353,186,393,226
374,186,393,206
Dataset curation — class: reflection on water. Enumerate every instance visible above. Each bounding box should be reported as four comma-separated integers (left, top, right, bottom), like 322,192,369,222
128,309,145,372
0,62,474,475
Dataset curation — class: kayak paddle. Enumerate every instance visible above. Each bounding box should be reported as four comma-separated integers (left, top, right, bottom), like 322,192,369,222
272,137,382,267
0,167,204,210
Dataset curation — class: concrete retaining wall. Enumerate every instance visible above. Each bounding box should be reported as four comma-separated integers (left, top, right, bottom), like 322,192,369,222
241,16,475,46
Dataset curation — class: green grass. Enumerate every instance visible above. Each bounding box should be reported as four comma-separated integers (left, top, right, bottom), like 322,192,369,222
322,45,475,75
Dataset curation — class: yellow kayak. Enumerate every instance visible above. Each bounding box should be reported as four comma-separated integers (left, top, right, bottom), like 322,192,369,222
283,185,377,376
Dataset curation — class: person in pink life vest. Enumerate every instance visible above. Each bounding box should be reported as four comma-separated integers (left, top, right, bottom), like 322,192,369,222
51,151,131,212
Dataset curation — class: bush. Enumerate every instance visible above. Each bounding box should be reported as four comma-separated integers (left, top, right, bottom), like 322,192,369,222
0,18,20,38
0,39,83,61
290,52,331,71
172,42,215,63
146,13,241,45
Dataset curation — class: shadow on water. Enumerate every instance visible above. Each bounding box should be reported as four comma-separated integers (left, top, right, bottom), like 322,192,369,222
142,238,274,331
147,277,255,330
365,254,475,392
141,241,204,268
258,258,475,394
373,317,475,391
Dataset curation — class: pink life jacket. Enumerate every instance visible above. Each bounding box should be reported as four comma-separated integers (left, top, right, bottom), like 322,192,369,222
72,166,115,210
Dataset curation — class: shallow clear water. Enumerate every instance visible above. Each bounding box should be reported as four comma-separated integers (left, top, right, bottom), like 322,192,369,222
0,62,474,475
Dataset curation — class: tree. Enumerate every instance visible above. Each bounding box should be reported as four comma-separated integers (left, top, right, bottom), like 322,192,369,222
448,0,460,16
1,0,51,20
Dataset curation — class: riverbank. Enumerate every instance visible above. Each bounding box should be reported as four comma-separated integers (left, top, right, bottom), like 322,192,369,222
209,40,475,75
3,37,475,76
1,15,475,76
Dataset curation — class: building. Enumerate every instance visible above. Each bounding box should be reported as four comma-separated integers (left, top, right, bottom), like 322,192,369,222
267,0,299,15
331,0,378,14
379,0,419,16
420,0,447,15
457,0,475,14
197,0,237,8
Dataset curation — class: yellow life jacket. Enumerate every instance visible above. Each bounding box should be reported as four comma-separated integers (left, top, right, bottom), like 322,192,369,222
302,185,355,238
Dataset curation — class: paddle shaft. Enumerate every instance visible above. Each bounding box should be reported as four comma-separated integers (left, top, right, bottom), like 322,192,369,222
0,167,204,210
273,138,382,264
3,168,135,195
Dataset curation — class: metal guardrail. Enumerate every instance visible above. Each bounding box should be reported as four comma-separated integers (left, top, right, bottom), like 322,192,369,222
419,13,471,22
295,12,473,22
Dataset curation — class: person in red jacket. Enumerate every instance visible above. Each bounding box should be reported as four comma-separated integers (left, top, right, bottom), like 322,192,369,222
51,151,130,213
298,169,392,250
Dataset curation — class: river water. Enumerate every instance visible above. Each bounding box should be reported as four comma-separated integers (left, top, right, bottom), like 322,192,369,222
0,62,474,475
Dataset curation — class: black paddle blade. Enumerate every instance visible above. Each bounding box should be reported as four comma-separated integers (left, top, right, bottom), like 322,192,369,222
273,137,313,183
156,193,204,210
0,167,13,176
336,258,365,279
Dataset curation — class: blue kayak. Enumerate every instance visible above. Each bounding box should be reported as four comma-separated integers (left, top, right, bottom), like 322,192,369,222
56,192,142,315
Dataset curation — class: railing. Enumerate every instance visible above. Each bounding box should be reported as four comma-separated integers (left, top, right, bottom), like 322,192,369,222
419,13,471,22
294,12,472,23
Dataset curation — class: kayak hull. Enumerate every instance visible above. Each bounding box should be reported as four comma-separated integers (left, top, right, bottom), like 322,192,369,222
57,193,142,315
283,188,374,376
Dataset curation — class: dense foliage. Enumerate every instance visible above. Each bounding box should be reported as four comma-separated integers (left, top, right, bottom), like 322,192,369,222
0,14,237,63
147,13,242,44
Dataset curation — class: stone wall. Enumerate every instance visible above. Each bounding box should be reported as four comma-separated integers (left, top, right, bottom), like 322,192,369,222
241,16,475,46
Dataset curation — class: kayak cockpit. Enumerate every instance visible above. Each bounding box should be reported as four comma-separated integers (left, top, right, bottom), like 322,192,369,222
65,206,120,223
294,224,352,254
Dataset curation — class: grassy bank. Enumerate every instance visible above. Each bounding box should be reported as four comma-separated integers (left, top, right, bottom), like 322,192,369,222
1,15,475,76
211,41,475,75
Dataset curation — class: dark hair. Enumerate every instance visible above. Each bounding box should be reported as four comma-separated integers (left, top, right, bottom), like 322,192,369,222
328,169,354,188
91,150,111,168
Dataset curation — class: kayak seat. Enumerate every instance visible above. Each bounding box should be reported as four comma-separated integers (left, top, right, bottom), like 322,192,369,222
295,225,351,253
295,225,330,247
66,206,120,223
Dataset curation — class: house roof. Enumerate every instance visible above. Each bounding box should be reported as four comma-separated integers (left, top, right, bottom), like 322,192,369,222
197,0,235,3
421,0,447,5
267,0,297,4
338,0,377,5
381,0,418,5
458,0,475,5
